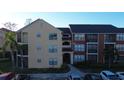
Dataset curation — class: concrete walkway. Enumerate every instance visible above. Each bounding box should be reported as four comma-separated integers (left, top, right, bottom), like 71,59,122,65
29,64,85,79
67,64,85,77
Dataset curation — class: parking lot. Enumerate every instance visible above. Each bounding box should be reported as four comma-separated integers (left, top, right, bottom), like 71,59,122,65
1,64,124,80
15,65,85,80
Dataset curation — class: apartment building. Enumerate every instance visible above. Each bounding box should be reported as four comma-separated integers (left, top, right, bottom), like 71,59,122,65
69,24,124,64
16,19,124,69
16,19,63,69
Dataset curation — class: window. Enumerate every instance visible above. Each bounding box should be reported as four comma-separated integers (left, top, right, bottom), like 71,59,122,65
48,45,58,53
49,58,57,65
74,44,85,51
102,72,107,77
117,34,124,41
74,55,85,62
87,44,97,53
116,44,124,51
22,32,28,43
37,59,41,63
74,34,85,40
49,33,57,40
17,32,21,42
36,32,41,37
36,45,41,50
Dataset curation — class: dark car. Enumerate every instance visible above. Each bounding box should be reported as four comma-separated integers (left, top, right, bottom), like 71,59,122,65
0,72,15,80
84,73,102,80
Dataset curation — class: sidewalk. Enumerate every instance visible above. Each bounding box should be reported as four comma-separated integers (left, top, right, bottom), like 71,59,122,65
67,64,85,77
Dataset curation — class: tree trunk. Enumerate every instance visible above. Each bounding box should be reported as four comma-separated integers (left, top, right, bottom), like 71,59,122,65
10,50,15,71
108,56,111,69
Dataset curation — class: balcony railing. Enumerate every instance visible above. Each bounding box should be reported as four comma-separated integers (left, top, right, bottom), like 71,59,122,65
88,49,97,53
86,34,98,42
104,34,116,42
62,37,71,40
17,45,28,55
62,47,72,52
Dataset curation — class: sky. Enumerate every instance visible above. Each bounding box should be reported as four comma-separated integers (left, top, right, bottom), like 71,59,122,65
0,12,124,30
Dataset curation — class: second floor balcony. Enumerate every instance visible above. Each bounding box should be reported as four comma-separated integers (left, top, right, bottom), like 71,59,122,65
62,34,72,40
17,32,28,44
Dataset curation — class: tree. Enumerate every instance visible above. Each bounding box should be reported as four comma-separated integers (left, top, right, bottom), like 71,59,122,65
104,46,119,69
3,22,17,31
2,22,18,70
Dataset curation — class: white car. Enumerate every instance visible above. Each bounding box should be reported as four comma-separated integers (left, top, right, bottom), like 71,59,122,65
116,72,124,80
68,73,82,80
100,70,119,80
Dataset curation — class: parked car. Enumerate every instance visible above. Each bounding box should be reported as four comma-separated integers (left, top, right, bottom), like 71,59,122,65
116,72,124,80
100,70,119,80
0,72,15,80
84,73,102,80
68,73,82,80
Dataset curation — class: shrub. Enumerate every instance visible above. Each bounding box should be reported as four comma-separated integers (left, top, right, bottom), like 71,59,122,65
15,64,70,74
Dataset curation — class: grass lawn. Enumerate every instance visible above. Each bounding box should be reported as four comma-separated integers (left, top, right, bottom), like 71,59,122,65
0,60,13,73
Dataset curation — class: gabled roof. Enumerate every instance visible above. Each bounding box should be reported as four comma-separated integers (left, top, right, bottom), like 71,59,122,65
57,28,71,34
69,24,124,33
0,28,12,32
17,19,41,32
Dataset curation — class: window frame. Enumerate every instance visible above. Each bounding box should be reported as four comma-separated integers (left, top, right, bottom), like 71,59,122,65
74,44,85,51
49,58,58,65
49,33,57,40
48,45,58,53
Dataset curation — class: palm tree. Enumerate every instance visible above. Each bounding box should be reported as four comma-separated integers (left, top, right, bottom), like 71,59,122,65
2,31,18,70
104,46,119,69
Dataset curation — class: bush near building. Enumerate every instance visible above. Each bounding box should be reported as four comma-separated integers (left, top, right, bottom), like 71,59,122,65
0,60,13,73
73,61,124,72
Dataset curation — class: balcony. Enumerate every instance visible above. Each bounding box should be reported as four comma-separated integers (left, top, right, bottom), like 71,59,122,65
87,44,98,53
17,56,28,68
104,34,116,43
86,34,98,42
62,47,72,52
17,45,28,56
62,34,71,40
62,41,71,48
17,32,28,44
62,41,72,52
